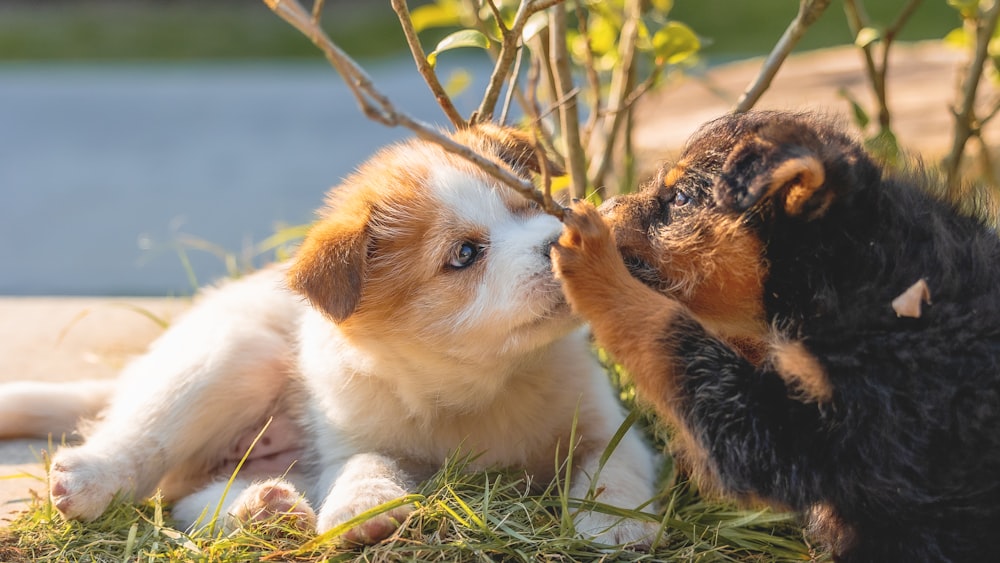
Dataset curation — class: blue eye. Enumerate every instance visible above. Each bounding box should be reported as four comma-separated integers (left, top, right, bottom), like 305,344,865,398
449,242,482,269
671,191,691,207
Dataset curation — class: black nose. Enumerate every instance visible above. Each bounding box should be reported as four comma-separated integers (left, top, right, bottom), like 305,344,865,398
543,235,560,260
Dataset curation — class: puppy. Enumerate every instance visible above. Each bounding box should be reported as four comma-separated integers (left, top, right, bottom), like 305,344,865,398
552,110,1000,561
0,125,657,545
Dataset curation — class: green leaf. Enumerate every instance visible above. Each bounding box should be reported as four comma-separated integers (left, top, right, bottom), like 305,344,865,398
443,68,472,98
521,11,549,42
651,20,700,65
427,29,490,67
411,1,463,33
838,87,870,129
854,26,881,48
947,0,980,19
587,13,620,56
650,0,674,14
943,27,972,49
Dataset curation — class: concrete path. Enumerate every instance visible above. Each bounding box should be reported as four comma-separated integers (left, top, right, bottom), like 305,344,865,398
0,41,986,526
0,298,188,524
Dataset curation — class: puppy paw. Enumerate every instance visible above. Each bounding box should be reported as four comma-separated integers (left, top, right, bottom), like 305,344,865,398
229,478,316,532
317,477,414,545
552,201,637,316
574,510,660,548
49,447,130,521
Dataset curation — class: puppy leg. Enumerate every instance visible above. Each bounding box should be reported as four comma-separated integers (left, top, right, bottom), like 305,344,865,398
554,203,831,507
173,478,316,533
570,373,660,546
0,379,114,439
49,272,299,521
553,202,691,413
314,453,416,545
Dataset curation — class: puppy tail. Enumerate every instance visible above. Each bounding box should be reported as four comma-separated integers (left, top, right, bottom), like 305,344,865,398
0,379,115,439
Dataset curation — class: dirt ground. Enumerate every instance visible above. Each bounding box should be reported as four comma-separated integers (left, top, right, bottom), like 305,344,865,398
0,41,990,525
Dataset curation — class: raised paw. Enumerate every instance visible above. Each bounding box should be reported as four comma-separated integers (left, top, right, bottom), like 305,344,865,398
229,478,316,532
49,447,134,522
317,477,414,545
552,201,638,318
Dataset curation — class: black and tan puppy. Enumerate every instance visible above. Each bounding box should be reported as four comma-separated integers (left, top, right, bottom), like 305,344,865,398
552,110,1000,561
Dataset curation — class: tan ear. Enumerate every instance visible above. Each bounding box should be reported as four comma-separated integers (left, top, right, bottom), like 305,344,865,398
770,155,827,217
286,214,369,323
459,124,566,178
716,138,829,218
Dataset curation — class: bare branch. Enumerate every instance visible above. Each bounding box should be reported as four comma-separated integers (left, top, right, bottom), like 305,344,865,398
588,0,641,191
390,0,467,129
574,2,603,146
734,0,833,113
263,0,564,218
843,0,920,132
944,0,1000,191
549,1,587,199
310,0,325,24
474,0,563,124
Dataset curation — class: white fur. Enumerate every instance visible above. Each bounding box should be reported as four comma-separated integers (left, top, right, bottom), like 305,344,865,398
0,138,659,546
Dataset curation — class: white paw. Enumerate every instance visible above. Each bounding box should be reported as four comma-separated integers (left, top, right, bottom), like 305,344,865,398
317,477,414,545
574,510,660,547
49,447,131,522
228,479,316,532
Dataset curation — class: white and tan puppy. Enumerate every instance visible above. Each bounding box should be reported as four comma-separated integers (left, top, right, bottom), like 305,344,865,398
0,125,657,545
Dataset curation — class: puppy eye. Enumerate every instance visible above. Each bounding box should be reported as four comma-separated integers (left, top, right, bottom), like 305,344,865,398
671,192,691,207
448,242,482,269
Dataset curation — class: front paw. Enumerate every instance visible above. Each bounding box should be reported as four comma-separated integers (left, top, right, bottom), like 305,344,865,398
552,201,634,314
49,447,132,521
574,510,660,548
317,477,414,545
228,478,316,532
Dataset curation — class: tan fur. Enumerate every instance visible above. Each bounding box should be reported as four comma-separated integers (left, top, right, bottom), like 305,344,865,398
771,339,833,403
0,126,658,546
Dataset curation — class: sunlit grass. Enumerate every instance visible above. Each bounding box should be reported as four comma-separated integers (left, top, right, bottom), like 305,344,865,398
0,365,824,562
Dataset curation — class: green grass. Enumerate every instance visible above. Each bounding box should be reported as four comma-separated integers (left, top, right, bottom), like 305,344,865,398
0,363,823,562
0,458,818,562
0,0,963,62
671,0,961,60
0,1,407,61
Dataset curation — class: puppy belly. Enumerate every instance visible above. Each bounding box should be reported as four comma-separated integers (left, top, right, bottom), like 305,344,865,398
214,414,305,479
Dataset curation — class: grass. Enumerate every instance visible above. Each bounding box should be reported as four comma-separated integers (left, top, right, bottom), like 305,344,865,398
0,361,823,562
0,458,818,562
0,0,963,63
0,1,407,62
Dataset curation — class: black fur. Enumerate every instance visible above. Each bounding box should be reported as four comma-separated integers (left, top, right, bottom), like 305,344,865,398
628,112,1000,561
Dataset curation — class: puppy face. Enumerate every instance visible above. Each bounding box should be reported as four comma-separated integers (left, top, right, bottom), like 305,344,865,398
287,125,575,362
600,111,875,340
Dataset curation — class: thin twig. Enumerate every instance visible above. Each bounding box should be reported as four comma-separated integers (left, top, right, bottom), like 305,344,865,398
474,0,563,124
310,0,325,24
499,46,524,125
263,0,564,218
549,1,587,199
734,0,833,113
574,1,602,146
843,0,921,132
587,0,641,191
944,0,1000,191
390,0,467,129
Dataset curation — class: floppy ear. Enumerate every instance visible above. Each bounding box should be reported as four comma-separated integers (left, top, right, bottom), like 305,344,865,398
286,213,369,323
461,124,566,178
715,135,828,218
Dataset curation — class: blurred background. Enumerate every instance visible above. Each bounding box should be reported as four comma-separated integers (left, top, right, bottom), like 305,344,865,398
0,0,958,296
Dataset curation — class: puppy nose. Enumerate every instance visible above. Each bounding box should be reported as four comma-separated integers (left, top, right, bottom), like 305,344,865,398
543,235,560,260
